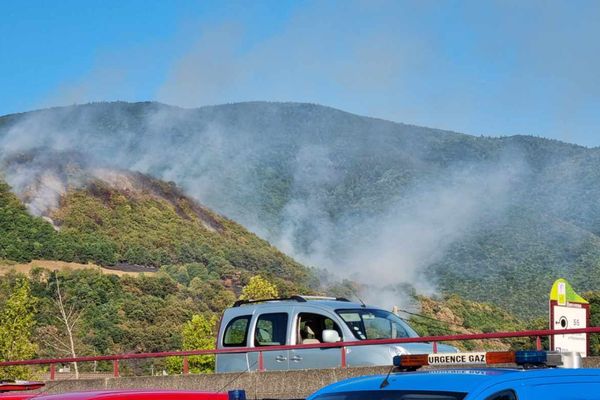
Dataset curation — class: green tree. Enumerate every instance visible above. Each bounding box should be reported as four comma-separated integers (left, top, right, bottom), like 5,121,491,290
239,275,278,300
166,314,218,374
0,279,37,379
585,291,600,356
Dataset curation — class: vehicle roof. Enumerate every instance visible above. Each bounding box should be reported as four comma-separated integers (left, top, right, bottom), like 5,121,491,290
225,299,374,314
308,368,600,398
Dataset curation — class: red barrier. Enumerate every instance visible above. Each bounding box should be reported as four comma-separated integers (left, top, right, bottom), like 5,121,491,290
183,356,189,375
258,351,265,372
1,327,599,378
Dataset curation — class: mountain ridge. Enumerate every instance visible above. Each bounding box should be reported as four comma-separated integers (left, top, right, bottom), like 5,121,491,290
3,100,589,149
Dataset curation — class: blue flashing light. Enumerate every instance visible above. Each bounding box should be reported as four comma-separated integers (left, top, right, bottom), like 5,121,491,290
515,350,547,365
228,390,247,400
393,355,402,367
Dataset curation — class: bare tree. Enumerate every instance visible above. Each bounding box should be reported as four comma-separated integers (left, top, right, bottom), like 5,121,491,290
38,277,83,379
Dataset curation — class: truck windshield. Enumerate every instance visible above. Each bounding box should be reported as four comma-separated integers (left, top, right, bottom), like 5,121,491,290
313,390,466,400
336,309,419,340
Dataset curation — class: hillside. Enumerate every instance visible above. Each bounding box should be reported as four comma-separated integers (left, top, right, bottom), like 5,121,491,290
0,167,315,294
409,295,533,351
430,206,600,314
0,168,322,370
2,101,600,316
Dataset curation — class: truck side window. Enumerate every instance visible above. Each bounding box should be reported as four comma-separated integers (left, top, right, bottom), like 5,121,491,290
297,312,342,344
223,315,251,347
485,390,517,400
255,313,288,346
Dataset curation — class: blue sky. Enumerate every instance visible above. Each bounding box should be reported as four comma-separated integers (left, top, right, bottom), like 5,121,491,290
1,0,599,146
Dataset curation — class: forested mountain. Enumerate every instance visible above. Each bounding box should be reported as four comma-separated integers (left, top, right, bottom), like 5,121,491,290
2,101,600,316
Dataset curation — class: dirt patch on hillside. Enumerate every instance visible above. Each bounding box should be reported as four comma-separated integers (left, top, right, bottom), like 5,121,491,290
0,260,150,277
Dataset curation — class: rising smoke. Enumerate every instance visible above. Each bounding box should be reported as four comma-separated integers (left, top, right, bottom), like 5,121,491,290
0,101,542,308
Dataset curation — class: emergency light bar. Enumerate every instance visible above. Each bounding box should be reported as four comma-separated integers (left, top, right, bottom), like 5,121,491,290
393,351,562,370
228,390,247,400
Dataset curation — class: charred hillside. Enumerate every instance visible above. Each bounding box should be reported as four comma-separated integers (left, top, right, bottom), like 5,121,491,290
0,161,315,294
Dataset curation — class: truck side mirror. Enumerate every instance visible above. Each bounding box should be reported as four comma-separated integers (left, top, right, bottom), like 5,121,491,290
322,329,341,343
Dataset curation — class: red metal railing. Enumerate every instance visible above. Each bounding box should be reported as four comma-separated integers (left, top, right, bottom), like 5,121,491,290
1,327,599,379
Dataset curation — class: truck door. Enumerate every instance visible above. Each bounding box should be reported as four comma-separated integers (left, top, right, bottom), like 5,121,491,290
253,312,290,371
289,312,343,370
216,315,252,373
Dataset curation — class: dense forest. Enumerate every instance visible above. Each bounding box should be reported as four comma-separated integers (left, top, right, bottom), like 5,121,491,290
0,265,279,378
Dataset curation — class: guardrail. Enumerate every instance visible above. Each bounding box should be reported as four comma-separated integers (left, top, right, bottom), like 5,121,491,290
1,327,599,380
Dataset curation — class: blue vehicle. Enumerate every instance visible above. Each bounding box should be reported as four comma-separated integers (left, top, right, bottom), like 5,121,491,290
307,351,600,400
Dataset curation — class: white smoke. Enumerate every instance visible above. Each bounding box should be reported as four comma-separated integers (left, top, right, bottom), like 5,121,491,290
345,160,525,308
0,101,575,312
278,145,339,265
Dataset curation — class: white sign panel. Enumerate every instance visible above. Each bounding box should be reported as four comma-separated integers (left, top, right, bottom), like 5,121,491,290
552,305,587,357
428,352,486,365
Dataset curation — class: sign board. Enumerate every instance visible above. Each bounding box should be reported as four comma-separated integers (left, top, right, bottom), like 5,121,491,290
428,352,486,365
549,279,590,357
552,305,587,355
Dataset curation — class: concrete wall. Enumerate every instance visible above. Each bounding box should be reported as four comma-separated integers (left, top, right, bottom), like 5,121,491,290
32,357,600,399
34,366,389,399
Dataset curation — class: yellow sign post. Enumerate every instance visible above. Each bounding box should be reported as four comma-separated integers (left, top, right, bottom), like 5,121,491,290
549,278,589,357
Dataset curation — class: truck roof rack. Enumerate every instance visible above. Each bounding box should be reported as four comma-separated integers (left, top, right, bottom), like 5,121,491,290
233,295,307,307
300,296,351,302
232,295,351,307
